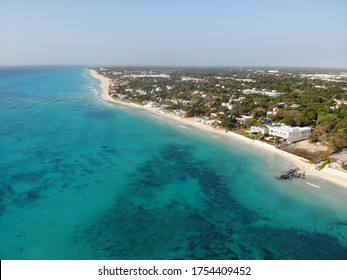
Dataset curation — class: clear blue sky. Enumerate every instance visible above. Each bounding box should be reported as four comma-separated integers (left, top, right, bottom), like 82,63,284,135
1,0,346,68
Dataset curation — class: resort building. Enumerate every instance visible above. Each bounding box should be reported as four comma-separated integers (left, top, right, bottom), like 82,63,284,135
237,115,254,123
250,124,311,144
242,88,283,97
250,126,269,135
268,125,311,143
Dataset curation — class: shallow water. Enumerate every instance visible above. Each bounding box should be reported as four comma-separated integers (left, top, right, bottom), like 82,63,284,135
0,66,346,259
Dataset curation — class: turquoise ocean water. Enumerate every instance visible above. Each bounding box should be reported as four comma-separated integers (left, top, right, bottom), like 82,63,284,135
0,66,347,259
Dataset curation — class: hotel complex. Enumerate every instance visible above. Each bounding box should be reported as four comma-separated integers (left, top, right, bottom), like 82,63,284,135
250,125,311,144
242,88,284,98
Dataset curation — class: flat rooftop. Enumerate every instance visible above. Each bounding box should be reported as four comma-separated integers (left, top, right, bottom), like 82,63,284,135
267,125,311,132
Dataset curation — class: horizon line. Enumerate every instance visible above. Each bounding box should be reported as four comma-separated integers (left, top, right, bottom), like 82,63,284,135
1,64,347,71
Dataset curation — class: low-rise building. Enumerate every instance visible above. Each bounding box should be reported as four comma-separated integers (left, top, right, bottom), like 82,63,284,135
237,115,254,123
250,124,311,143
172,109,187,117
267,107,279,116
136,89,147,95
243,88,283,97
267,125,311,143
250,126,269,134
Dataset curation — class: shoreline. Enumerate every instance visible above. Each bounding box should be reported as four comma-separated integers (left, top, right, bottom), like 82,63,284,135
89,69,347,188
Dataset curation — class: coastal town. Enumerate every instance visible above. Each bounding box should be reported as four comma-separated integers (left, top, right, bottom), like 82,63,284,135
91,67,347,182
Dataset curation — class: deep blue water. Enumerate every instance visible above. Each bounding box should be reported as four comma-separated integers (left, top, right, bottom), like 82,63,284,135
0,66,347,260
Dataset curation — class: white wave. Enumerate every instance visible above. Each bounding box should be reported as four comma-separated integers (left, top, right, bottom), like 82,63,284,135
305,182,321,189
150,114,162,120
178,124,191,130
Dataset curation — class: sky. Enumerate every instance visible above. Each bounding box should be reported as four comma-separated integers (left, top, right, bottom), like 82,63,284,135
0,0,346,68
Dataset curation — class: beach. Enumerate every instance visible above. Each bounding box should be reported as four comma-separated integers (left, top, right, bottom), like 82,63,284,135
90,69,347,188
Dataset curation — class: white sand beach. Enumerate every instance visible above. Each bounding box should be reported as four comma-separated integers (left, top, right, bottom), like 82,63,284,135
90,69,347,188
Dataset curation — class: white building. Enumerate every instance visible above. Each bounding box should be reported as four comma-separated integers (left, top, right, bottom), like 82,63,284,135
250,124,311,144
267,107,279,116
237,115,253,123
267,125,311,143
243,88,283,97
250,126,269,134
221,102,233,110
136,89,147,95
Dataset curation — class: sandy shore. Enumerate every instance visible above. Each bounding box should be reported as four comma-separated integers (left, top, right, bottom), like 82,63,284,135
90,69,347,188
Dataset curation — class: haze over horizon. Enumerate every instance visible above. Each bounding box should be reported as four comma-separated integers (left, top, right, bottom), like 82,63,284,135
1,0,347,68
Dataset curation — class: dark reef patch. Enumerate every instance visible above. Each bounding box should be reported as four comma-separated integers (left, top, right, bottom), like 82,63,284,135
73,143,347,260
11,169,46,184
251,227,347,260
75,143,260,259
103,148,119,155
25,189,41,202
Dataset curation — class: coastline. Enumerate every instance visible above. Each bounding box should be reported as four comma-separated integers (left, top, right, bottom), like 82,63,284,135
89,69,347,188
